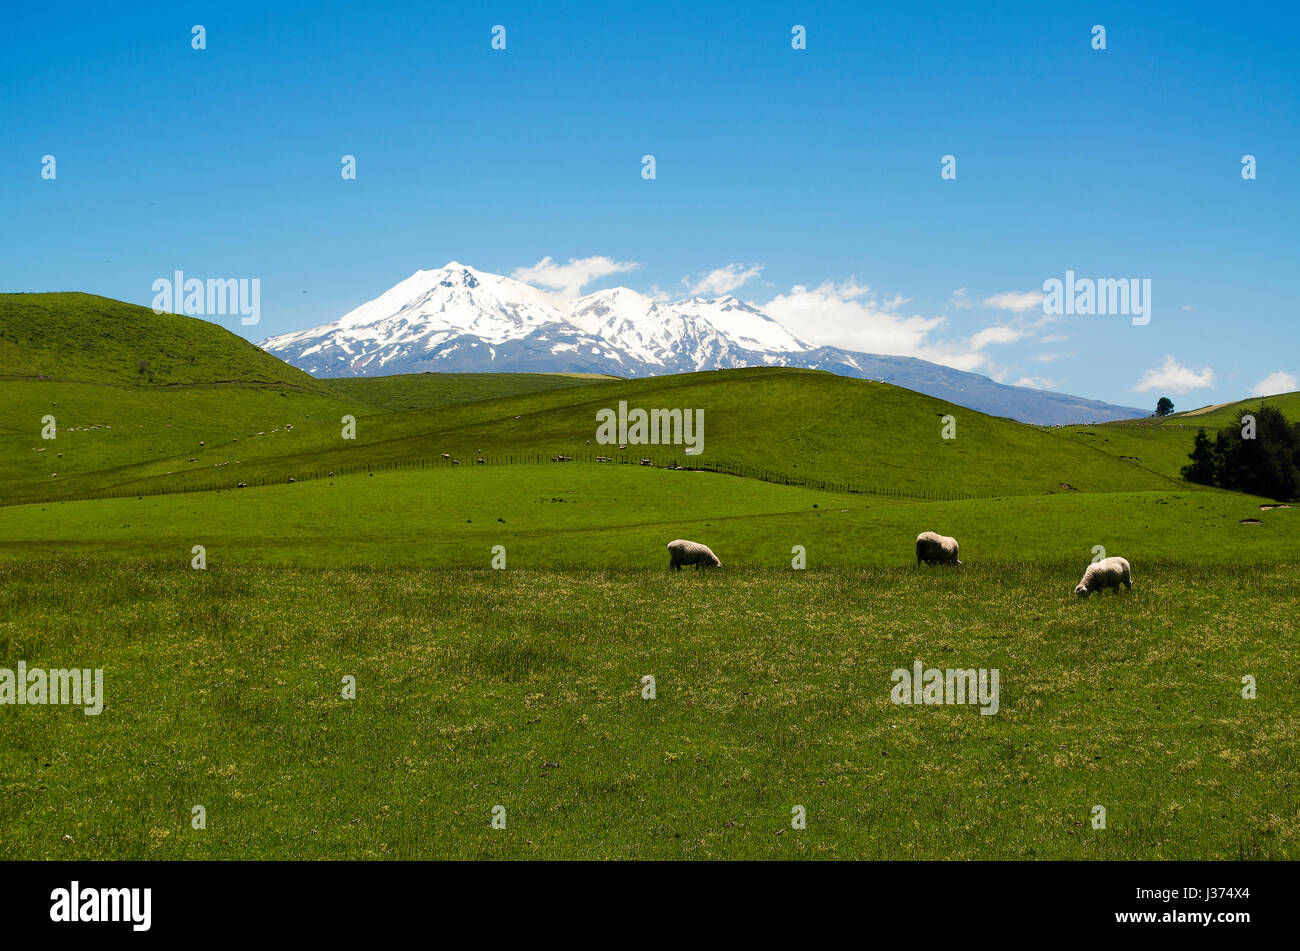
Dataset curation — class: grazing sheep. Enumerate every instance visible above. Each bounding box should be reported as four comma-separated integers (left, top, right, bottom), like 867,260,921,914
667,539,722,571
1074,556,1132,597
915,531,961,565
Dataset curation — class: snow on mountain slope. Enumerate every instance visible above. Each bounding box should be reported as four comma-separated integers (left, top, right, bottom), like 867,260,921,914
568,289,812,371
259,262,1146,424
260,263,638,377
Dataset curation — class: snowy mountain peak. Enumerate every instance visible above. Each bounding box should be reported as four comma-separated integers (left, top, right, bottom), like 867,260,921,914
258,263,1146,424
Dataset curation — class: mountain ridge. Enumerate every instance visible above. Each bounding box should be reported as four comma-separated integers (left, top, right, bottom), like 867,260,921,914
259,263,1147,425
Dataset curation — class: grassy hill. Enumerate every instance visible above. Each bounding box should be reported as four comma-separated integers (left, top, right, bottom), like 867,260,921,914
0,293,324,389
1167,391,1300,429
2,366,1187,505
321,371,614,413
0,294,377,504
2,292,1284,517
1057,390,1300,482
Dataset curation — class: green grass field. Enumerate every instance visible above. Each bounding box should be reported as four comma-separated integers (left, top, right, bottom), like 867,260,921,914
1,294,1297,860
1056,391,1300,482
2,561,1295,860
5,367,1187,505
0,465,1293,568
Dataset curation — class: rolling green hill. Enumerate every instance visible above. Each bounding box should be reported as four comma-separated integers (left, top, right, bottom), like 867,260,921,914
1057,390,1300,482
321,371,613,413
1167,391,1300,429
0,293,324,389
0,293,376,504
0,292,1277,518
2,365,1187,505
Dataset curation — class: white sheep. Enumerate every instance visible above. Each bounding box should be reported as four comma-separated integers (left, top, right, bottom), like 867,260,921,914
667,539,721,571
915,531,961,565
1074,556,1132,597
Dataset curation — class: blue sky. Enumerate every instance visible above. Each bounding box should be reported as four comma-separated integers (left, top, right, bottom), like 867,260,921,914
1,0,1296,408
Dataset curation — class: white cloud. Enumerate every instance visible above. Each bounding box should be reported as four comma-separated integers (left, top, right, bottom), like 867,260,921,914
1251,371,1299,397
760,280,951,362
512,255,640,297
758,280,1040,374
1033,351,1074,363
1014,376,1056,390
970,324,1032,350
1134,356,1216,394
1038,333,1070,344
685,263,764,297
982,290,1045,313
949,288,972,309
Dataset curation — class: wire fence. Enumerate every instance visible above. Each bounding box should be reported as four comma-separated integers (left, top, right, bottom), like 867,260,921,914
1091,422,1205,432
30,450,995,506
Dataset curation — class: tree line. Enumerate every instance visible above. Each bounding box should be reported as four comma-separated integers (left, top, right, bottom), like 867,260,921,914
1182,406,1300,501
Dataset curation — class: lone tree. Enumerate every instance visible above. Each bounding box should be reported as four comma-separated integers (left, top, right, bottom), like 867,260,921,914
1181,406,1300,501
1155,396,1175,417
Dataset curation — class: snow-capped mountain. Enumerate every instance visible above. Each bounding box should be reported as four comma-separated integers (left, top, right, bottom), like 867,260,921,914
257,263,634,376
259,263,1145,425
567,287,813,372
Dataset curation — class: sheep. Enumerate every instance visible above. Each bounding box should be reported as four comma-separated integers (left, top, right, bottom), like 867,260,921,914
1074,557,1131,597
667,539,721,571
915,531,961,565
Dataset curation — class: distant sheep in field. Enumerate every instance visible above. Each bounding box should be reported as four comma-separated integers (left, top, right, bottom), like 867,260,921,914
1074,556,1131,598
475,458,486,465
915,531,961,565
451,459,460,466
441,453,450,459
667,539,721,571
